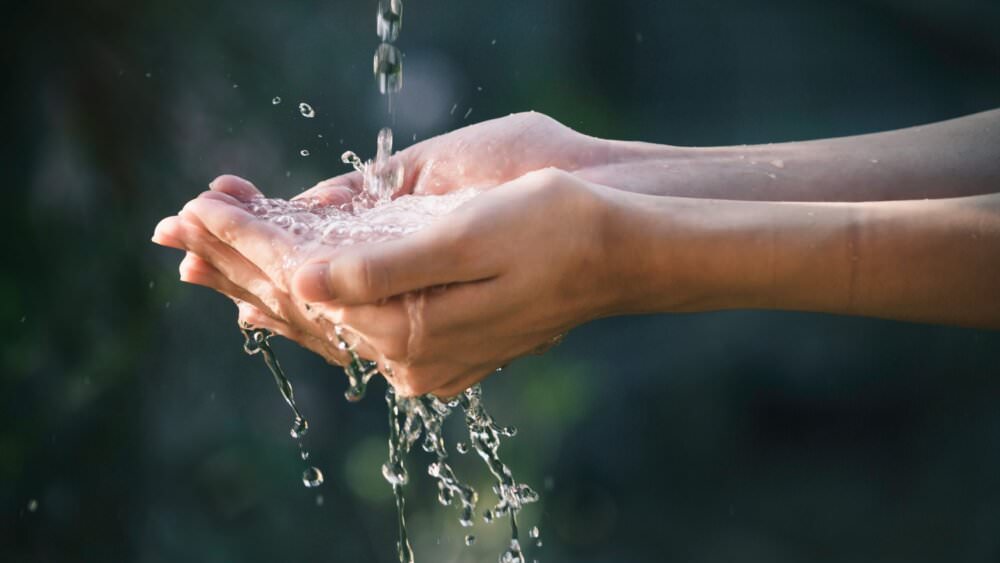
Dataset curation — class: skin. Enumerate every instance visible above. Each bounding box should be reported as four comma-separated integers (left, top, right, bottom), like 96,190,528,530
153,110,1000,397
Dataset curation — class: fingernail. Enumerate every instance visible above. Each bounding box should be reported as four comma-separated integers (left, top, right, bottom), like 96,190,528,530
295,262,335,302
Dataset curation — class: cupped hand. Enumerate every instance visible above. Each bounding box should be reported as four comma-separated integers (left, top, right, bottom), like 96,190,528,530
296,111,612,205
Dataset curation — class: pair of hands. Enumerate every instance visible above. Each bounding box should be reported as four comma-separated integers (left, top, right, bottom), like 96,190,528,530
153,112,639,397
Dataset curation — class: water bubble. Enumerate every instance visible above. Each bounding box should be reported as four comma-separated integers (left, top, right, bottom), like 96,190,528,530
303,466,325,488
464,534,476,546
272,96,282,105
373,42,403,94
291,416,309,438
377,0,403,42
299,102,316,118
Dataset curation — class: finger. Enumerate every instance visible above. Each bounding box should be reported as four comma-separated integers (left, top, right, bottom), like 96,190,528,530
178,252,219,285
152,216,186,250
179,252,282,317
292,221,494,305
209,174,263,202
170,213,287,317
180,196,297,284
296,184,355,207
294,171,363,202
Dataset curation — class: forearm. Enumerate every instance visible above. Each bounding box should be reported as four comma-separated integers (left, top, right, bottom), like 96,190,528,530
606,190,1000,329
578,108,1000,202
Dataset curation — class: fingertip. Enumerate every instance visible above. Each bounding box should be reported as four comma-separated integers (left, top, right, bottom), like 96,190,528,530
296,185,355,207
294,171,363,201
152,216,185,249
209,174,262,201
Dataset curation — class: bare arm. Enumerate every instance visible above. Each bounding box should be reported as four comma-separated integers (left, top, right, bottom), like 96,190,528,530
608,190,1000,329
578,108,1000,202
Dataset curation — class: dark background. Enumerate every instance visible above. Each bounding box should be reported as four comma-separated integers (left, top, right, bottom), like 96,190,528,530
3,1,1000,562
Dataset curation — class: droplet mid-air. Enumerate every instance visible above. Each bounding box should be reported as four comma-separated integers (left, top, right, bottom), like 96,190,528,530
299,102,316,118
373,43,403,95
377,0,403,42
303,466,325,488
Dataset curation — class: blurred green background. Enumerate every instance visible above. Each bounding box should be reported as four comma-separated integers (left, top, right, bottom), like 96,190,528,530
3,1,1000,562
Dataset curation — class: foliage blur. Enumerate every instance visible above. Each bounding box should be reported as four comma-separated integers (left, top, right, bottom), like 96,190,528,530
3,0,1000,561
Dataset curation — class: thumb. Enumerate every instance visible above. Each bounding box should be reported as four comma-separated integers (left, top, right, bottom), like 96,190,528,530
292,224,490,304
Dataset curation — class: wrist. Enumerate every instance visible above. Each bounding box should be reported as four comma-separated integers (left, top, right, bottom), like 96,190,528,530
601,191,853,316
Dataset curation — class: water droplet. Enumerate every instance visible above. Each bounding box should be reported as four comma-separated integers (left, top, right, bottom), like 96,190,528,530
463,107,473,119
465,534,476,546
529,526,540,538
450,103,458,115
300,149,311,157
770,159,784,168
291,416,309,439
456,442,469,454
870,158,879,164
377,0,403,42
316,494,325,506
491,39,497,45
301,450,310,461
232,83,239,89
272,96,282,105
303,466,324,488
27,499,38,512
299,102,316,118
373,43,403,94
